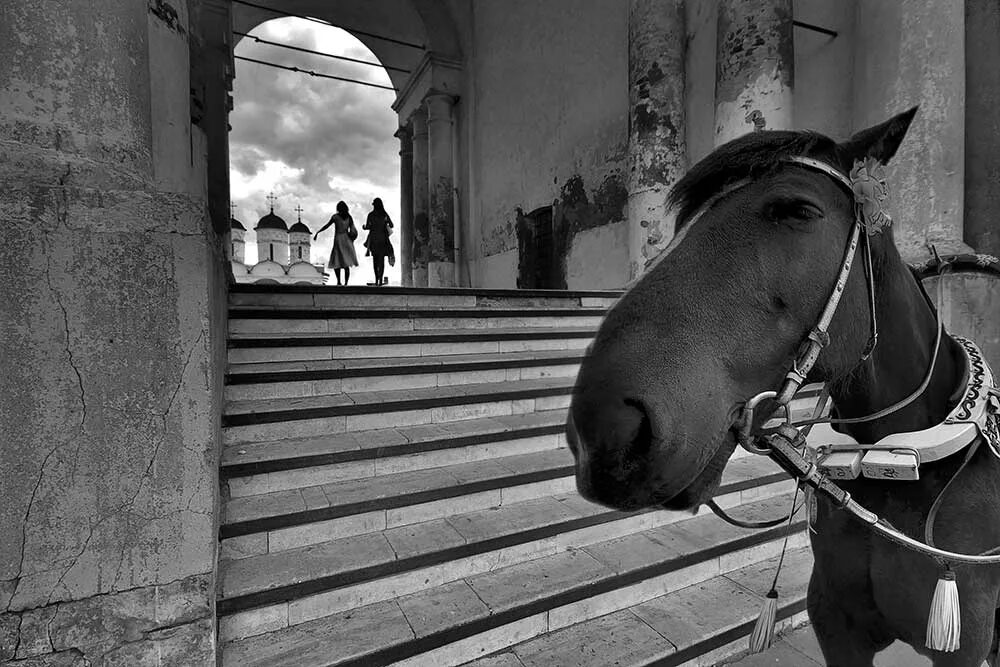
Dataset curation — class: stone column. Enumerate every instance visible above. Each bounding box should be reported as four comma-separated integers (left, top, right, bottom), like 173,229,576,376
0,0,220,662
627,0,687,281
714,0,794,146
396,126,414,286
192,0,234,233
853,0,969,261
411,110,430,287
425,93,457,288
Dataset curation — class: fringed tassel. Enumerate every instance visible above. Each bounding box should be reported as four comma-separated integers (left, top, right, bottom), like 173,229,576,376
925,568,961,652
749,589,778,653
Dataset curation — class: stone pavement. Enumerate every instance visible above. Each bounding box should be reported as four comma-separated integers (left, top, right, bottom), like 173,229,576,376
726,624,933,666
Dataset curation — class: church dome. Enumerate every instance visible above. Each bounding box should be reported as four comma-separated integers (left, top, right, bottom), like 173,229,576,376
289,221,311,234
256,211,288,231
231,217,246,231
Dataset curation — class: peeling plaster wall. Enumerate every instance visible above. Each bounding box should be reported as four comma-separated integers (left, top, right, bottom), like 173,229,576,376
0,0,221,663
469,0,629,289
566,221,630,291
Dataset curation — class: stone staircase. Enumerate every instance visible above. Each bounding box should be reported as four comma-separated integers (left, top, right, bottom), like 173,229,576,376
217,285,813,667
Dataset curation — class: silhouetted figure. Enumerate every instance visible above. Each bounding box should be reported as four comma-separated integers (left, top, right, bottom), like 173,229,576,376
314,201,359,285
363,198,395,286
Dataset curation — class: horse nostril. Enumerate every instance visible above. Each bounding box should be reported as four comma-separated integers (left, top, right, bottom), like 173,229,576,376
622,398,654,456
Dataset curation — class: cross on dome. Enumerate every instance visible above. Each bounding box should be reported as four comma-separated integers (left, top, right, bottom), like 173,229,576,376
265,192,278,213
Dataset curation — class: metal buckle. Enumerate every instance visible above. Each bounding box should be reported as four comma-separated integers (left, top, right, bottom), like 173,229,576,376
737,391,790,455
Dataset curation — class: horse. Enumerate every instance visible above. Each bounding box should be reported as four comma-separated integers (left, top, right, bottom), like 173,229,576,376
565,108,1000,666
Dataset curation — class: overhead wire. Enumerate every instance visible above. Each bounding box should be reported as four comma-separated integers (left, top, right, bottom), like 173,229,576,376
233,31,410,73
230,0,426,50
234,55,398,91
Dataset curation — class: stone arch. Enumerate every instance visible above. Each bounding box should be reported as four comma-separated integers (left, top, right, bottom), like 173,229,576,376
232,0,463,91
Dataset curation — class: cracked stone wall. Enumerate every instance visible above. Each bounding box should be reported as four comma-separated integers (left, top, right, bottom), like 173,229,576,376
0,1,221,664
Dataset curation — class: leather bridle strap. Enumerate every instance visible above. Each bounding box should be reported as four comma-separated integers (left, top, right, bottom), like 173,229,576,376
773,156,874,406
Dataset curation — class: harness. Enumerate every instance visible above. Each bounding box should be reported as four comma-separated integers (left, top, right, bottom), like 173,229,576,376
689,153,1000,652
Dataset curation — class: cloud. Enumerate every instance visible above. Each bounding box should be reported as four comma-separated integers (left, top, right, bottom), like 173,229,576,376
230,18,402,285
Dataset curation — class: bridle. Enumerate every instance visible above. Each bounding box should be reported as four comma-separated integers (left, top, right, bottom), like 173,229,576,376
736,154,937,453
699,155,1000,568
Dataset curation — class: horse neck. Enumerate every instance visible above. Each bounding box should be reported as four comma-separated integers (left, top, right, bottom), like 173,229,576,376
828,255,965,444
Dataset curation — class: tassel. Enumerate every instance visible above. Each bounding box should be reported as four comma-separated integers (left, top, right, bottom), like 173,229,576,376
749,589,778,653
925,569,961,652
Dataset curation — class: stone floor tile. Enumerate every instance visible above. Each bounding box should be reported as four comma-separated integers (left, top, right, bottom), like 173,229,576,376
727,639,824,666
780,625,826,663
385,519,468,558
513,610,674,667
583,533,678,574
397,580,491,637
445,496,581,543
461,653,526,667
222,599,413,667
724,548,813,599
226,392,355,415
298,485,330,510
632,576,762,649
467,549,610,613
221,431,367,466
321,466,456,506
221,532,396,598
225,489,306,524
442,458,517,485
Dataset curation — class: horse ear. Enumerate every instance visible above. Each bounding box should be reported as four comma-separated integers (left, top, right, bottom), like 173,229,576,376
841,106,918,165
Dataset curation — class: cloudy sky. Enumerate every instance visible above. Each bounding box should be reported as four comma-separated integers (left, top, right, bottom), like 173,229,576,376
231,17,401,285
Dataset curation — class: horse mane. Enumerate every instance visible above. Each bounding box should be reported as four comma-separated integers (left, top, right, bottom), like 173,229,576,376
668,130,841,229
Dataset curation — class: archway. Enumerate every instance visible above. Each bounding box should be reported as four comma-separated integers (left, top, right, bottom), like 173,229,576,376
229,15,403,286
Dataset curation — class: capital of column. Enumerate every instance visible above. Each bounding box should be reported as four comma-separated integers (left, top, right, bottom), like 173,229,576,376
395,126,413,156
410,109,428,138
424,93,456,125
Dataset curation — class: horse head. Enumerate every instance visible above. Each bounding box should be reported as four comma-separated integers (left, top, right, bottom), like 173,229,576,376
567,108,918,512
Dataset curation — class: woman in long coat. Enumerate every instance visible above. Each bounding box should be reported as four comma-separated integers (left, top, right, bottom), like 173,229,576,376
363,198,394,286
314,201,359,285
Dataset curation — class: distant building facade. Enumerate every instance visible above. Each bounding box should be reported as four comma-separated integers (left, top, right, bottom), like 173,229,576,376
229,207,326,285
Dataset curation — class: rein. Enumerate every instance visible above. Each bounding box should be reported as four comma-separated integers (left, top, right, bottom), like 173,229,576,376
703,155,1000,568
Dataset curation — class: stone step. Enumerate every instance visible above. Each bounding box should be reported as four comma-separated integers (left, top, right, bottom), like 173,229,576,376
223,377,575,444
225,350,584,402
220,448,580,555
228,308,607,335
222,410,570,495
229,285,621,310
217,458,791,629
227,327,596,364
460,548,812,667
219,493,808,665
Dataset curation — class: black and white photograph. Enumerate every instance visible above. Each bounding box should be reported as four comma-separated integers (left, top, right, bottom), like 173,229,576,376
2,1,999,665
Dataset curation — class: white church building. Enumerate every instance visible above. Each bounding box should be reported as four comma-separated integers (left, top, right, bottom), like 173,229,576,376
229,206,327,285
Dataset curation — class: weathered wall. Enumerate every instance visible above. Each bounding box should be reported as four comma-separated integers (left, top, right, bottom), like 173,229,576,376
793,0,855,139
964,0,1000,257
469,0,629,289
853,0,968,262
0,0,221,663
924,274,1000,371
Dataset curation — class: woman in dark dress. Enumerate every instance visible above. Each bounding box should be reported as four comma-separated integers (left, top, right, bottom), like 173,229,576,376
363,198,394,286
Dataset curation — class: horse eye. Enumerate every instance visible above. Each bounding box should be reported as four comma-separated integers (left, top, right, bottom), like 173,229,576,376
766,200,822,222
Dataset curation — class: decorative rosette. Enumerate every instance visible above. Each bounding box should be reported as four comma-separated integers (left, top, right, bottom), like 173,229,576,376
850,157,892,235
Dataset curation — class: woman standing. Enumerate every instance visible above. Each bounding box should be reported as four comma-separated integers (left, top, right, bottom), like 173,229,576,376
363,198,395,286
314,201,359,285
